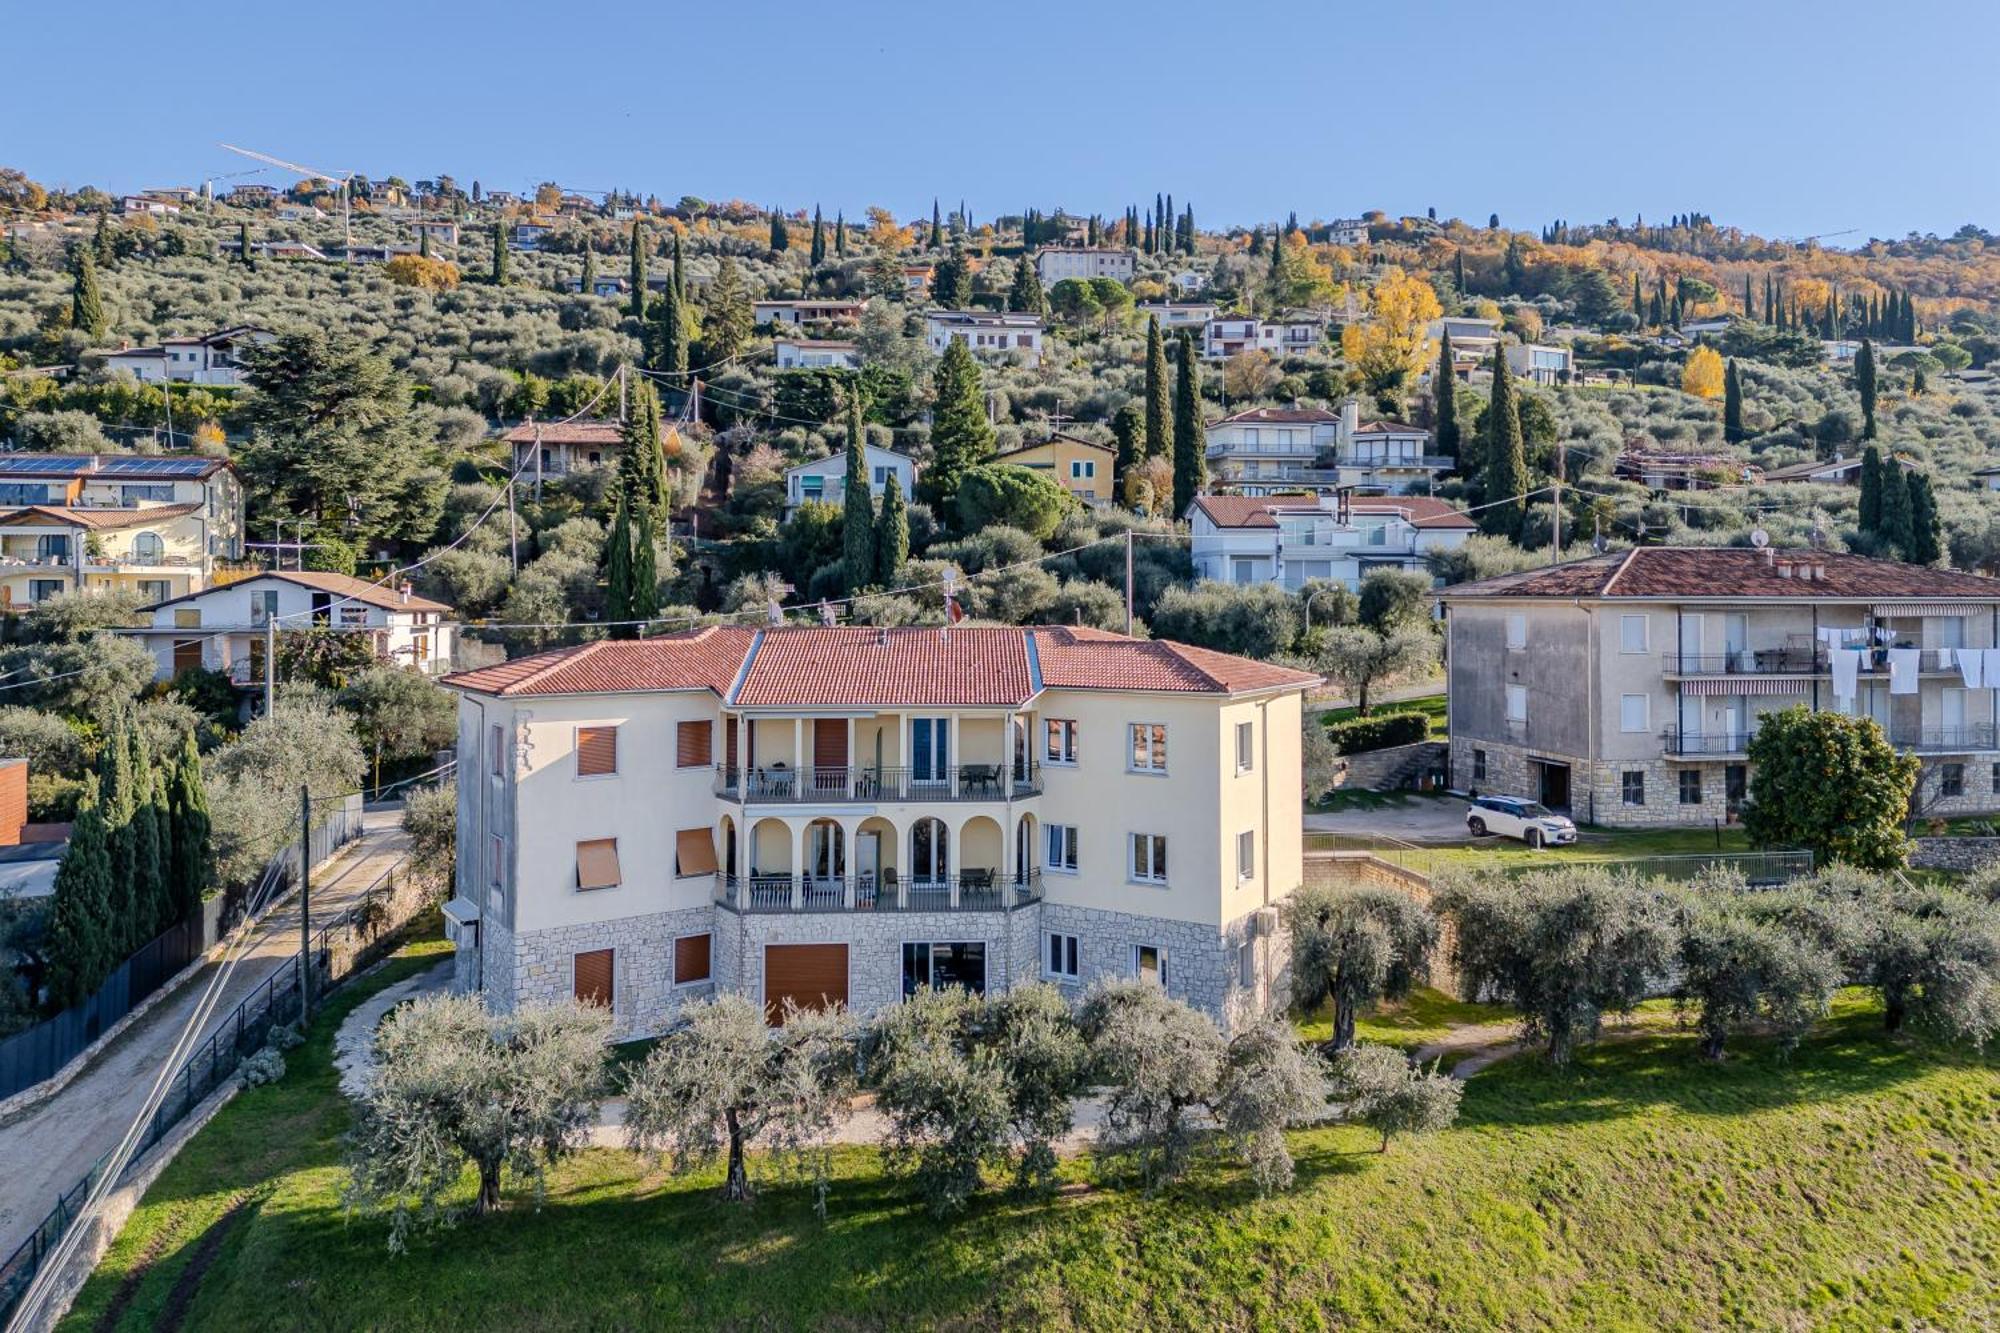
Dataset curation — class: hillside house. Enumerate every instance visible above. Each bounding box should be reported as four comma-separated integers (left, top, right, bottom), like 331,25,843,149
1034,247,1137,287
990,435,1115,506
98,325,274,387
1187,493,1473,590
925,312,1044,366
783,446,917,518
774,340,861,370
503,421,627,475
752,299,865,328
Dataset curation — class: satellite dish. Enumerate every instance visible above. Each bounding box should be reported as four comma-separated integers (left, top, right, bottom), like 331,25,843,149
1749,528,1770,548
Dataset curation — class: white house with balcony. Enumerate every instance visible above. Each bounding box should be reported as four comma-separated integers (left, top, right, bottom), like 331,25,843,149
1206,402,1450,496
125,569,454,694
1034,247,1136,287
753,299,866,328
97,325,275,387
925,311,1044,366
1187,493,1473,591
1137,301,1219,331
1505,342,1573,385
440,624,1317,1036
774,339,861,371
1201,312,1328,360
783,445,917,518
1324,218,1370,247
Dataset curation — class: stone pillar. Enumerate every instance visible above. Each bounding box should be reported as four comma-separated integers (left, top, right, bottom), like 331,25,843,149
847,716,858,797
789,819,804,909
948,715,961,797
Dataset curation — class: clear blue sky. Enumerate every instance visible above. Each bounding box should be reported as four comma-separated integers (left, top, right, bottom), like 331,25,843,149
7,0,1994,244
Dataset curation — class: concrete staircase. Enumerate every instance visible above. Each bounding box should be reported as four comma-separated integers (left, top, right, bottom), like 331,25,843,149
1336,740,1448,792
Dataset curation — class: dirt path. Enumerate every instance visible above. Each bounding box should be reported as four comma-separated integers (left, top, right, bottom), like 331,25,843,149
0,811,411,1263
1411,1016,1669,1078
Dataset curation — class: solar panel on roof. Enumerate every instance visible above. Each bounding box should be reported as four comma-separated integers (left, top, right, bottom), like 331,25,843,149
95,457,212,476
0,456,91,476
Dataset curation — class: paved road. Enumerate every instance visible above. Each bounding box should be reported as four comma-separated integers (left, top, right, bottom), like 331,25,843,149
1304,795,1473,841
0,810,410,1263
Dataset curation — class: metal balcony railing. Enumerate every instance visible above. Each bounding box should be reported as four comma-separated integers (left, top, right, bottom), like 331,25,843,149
714,764,1040,804
1663,648,1963,676
1903,726,2000,753
1662,728,1758,756
716,870,1042,913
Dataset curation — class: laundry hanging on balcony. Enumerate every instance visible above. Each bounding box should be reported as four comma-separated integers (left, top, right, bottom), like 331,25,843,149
1888,648,1921,695
1985,648,2000,687
1830,648,1864,702
1955,648,1985,689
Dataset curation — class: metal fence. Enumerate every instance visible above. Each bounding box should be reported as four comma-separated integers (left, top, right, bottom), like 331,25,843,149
1304,832,1813,886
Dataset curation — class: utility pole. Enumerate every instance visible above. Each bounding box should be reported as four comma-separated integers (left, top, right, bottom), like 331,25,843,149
507,476,518,573
1550,443,1565,565
618,364,628,422
298,785,313,1023
1124,529,1135,636
533,421,544,503
263,617,276,716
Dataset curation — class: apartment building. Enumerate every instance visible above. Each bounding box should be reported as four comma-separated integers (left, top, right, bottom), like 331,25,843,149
1200,312,1329,361
0,454,244,606
441,625,1316,1038
1034,247,1136,287
1439,546,2000,826
1188,493,1473,590
925,311,1045,366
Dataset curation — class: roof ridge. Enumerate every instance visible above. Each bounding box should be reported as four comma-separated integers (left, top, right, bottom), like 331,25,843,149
513,640,607,694
1156,640,1227,690
1600,547,1642,595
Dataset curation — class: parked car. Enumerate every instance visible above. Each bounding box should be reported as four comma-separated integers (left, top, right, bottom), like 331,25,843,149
1466,795,1577,848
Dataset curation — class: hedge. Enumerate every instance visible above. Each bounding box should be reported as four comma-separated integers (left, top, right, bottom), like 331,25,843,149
1327,711,1431,755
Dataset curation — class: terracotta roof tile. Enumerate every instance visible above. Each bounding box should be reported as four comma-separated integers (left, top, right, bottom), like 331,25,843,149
143,568,453,615
500,421,624,447
1190,494,1474,530
1034,627,1320,694
442,626,755,697
735,627,1032,707
0,503,202,530
1440,547,2000,601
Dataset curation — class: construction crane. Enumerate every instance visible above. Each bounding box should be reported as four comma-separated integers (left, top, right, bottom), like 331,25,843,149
218,142,354,261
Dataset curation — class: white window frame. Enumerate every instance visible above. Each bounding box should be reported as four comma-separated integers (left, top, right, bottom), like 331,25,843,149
1236,939,1255,989
1505,684,1528,724
1043,931,1080,980
1620,614,1650,654
1235,721,1254,773
1044,823,1079,873
1131,942,1170,987
1505,613,1527,651
1128,723,1168,774
1044,718,1078,765
1237,829,1255,881
1130,833,1168,885
1619,694,1650,734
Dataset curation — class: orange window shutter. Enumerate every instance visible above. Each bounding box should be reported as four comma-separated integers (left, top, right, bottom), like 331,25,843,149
577,726,618,776
573,949,613,1007
674,933,712,984
576,838,622,890
675,828,717,876
677,720,713,768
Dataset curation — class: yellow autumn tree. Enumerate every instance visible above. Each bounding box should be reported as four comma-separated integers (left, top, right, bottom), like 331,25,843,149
1272,236,1338,307
1341,267,1442,392
384,254,460,293
866,206,915,250
1682,345,1725,399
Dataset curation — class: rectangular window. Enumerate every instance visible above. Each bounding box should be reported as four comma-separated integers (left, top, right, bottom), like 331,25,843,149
1620,615,1650,654
1130,833,1168,884
1505,613,1527,651
1679,769,1703,805
1044,718,1078,764
489,725,505,777
1129,723,1168,773
576,838,622,891
489,833,504,888
1505,684,1528,724
1237,939,1255,989
172,608,201,629
800,475,824,497
1620,694,1650,733
1943,763,1966,798
576,725,618,777
1044,823,1079,872
1070,459,1096,479
674,828,717,877
1132,943,1169,988
1621,771,1646,806
902,942,987,997
674,933,712,985
1235,721,1254,772
573,949,614,1008
1044,931,1079,980
675,719,713,769
1472,748,1488,782
1237,830,1256,880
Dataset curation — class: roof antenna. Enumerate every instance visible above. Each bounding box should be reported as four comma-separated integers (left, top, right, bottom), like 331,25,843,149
766,599,783,627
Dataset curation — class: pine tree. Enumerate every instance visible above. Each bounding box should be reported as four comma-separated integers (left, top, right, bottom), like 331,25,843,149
628,220,647,319
491,223,508,285
71,246,107,340
581,244,596,295
1008,251,1045,313
1171,330,1207,517
875,470,909,585
1856,338,1878,439
933,246,973,308
920,339,993,518
1435,330,1460,459
704,257,753,362
1723,358,1745,443
604,492,636,637
1143,316,1173,462
166,733,210,924
841,396,877,592
1906,470,1943,564
1479,344,1528,539
1249,226,1265,257
44,801,115,1009
1878,455,1915,555
769,206,789,252
810,205,826,266
1858,446,1885,532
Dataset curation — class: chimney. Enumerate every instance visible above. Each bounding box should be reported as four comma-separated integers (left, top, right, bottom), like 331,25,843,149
400,581,412,604
1339,399,1360,446
1776,560,1793,578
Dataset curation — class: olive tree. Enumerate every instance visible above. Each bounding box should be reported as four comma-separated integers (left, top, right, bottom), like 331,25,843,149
1315,625,1437,716
865,985,1012,1215
623,994,857,1211
983,983,1090,1194
1078,979,1226,1191
1332,1042,1462,1152
1675,886,1846,1059
345,994,610,1250
1212,1020,1329,1193
1851,881,2000,1043
1436,867,1679,1064
1285,883,1439,1051
400,780,457,903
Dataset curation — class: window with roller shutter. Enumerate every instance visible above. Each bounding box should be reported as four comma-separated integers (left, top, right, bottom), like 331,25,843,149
674,933,712,985
573,949,613,1007
576,838,621,890
674,828,717,877
576,725,618,776
676,720,713,769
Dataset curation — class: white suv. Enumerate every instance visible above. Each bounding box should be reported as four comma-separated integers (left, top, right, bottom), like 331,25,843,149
1466,795,1577,848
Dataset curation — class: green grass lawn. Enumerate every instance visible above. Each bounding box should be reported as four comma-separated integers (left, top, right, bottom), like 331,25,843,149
1321,692,1448,735
64,962,2000,1332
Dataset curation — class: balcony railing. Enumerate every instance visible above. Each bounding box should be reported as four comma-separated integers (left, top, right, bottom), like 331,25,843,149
1663,648,1961,676
715,764,1040,804
1665,724,1998,756
1663,728,1757,756
1339,452,1455,470
1905,726,2000,753
716,870,1042,913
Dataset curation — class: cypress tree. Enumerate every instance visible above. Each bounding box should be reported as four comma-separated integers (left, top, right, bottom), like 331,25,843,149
628,220,647,318
930,199,942,250
71,246,107,340
1455,247,1467,294
920,338,993,518
1171,330,1207,517
1248,226,1265,257
44,801,115,1010
649,278,689,375
1856,338,1878,439
1906,470,1942,564
835,211,847,257
239,220,252,265
1764,273,1774,324
604,492,636,637
1858,446,1885,532
1435,330,1460,460
875,470,909,586
1143,316,1173,461
166,733,210,924
1723,358,1745,443
769,206,789,252
841,397,877,592
1631,271,1642,321
419,226,432,259
1111,401,1143,490
672,230,686,302
581,243,596,295
1479,344,1529,539
491,223,508,284
1912,365,1928,396
630,498,660,622
1742,273,1754,319
98,711,137,951
1878,454,1915,555
130,786,166,943
618,382,668,524
810,205,826,265
1008,251,1045,314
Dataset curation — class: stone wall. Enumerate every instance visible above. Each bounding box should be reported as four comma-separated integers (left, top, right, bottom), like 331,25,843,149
1337,741,1447,793
509,905,717,1040
724,905,1026,1021
1039,900,1234,1020
1910,837,2000,872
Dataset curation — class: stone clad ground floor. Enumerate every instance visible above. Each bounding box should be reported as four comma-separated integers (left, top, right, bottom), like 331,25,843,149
453,898,1291,1039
